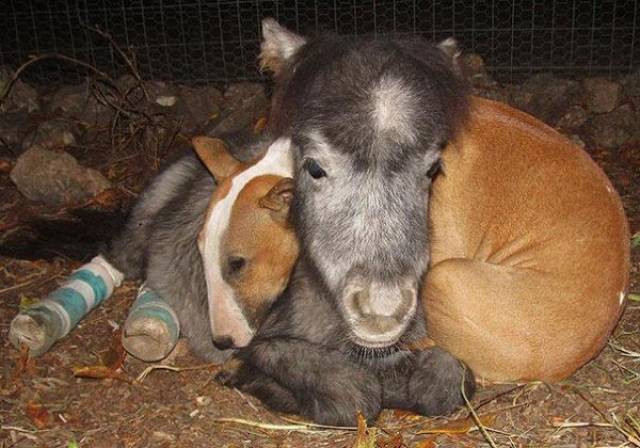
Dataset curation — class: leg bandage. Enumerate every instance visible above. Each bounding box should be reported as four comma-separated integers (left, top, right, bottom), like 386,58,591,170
122,286,180,362
9,255,124,356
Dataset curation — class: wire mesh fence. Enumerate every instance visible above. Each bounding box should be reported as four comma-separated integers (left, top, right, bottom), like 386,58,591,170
1,0,638,86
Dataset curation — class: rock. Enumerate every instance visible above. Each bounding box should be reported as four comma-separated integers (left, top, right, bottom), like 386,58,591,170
176,84,223,131
10,146,111,206
584,104,639,148
22,118,78,150
207,82,268,136
0,66,40,113
509,73,581,124
582,77,621,113
555,105,588,131
0,111,30,152
48,83,111,127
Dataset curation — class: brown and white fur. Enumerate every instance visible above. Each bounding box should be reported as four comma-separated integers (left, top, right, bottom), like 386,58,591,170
107,136,298,362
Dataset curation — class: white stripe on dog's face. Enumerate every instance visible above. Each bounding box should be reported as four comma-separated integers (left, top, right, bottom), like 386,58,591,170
198,138,293,347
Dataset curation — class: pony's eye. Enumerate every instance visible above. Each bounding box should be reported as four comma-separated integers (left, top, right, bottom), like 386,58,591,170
303,159,327,179
426,159,442,179
226,256,246,275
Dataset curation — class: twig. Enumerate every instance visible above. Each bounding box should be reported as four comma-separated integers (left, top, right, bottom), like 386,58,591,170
0,53,111,104
573,386,640,447
551,420,614,429
213,417,357,433
84,23,149,99
136,363,217,382
461,365,499,448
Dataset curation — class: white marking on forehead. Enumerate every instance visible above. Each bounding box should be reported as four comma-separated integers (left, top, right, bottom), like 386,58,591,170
370,75,418,144
619,291,626,306
199,137,293,343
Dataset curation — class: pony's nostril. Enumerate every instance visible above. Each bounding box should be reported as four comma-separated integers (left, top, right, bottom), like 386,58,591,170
352,288,371,316
394,287,416,319
212,335,235,351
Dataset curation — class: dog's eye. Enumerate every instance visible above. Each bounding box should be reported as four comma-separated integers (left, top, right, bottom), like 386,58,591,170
303,159,327,179
226,256,246,275
426,159,442,179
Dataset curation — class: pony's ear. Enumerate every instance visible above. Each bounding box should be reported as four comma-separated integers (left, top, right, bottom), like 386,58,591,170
258,177,295,225
437,37,463,76
260,18,306,77
192,136,242,182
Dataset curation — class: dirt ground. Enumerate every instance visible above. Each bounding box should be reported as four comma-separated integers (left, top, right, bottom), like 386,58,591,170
1,93,640,447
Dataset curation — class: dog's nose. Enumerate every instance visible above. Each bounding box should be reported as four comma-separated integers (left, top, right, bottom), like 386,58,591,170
212,335,235,351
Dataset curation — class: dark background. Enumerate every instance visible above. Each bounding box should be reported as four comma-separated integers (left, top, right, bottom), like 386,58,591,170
1,0,638,85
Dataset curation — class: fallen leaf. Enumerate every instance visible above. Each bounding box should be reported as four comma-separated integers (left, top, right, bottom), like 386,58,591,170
351,412,377,448
392,408,420,420
413,439,436,448
18,294,40,311
377,432,403,448
101,329,126,370
72,330,131,383
628,293,640,303
11,344,36,384
631,231,640,249
0,159,12,174
25,400,50,429
88,188,125,210
416,413,497,435
67,441,79,448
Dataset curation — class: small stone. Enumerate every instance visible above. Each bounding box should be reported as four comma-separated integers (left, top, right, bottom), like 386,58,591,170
584,104,639,148
555,105,588,131
146,80,177,105
155,95,177,107
150,431,176,444
195,396,211,406
567,134,586,148
22,118,78,151
582,77,622,113
10,146,112,206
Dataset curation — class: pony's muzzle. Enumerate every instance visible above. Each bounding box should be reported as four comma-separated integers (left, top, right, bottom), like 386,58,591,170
342,278,418,348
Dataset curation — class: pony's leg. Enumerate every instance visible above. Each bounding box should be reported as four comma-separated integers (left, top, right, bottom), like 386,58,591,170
423,258,566,382
219,337,382,426
379,348,474,416
217,357,299,414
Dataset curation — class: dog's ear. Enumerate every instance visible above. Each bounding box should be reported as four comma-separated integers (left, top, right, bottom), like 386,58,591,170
260,18,306,78
437,37,463,76
192,136,242,182
258,177,294,226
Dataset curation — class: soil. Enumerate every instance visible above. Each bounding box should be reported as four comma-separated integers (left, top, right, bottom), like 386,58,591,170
1,83,639,448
